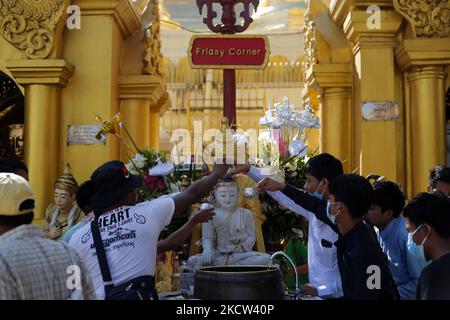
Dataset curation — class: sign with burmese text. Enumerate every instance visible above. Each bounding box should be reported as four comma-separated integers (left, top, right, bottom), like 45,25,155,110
361,101,400,121
188,35,270,70
67,125,106,145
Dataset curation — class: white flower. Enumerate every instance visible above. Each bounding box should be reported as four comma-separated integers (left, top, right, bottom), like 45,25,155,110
285,162,298,172
126,153,147,174
132,153,147,169
125,162,140,175
289,171,298,178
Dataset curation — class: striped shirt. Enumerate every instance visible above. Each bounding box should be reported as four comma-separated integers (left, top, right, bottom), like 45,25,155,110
0,224,96,300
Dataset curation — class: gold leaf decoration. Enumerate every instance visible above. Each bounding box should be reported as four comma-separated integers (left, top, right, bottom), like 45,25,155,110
303,10,317,74
394,0,450,38
143,0,164,77
0,0,67,59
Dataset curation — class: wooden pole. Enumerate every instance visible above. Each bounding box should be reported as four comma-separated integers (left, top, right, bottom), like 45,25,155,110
223,69,236,128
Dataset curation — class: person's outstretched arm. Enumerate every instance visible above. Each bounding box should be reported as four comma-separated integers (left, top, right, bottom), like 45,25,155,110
239,165,313,221
257,177,322,214
172,163,229,216
156,208,215,253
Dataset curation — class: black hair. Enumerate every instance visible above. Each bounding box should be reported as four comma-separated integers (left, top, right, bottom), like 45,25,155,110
76,180,95,214
0,157,28,174
372,181,406,218
329,174,373,219
0,212,34,228
0,199,35,223
403,192,450,238
305,153,343,182
429,166,450,188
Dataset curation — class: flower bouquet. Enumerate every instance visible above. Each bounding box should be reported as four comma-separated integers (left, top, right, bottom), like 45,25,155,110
256,97,320,249
258,97,319,175
124,149,176,200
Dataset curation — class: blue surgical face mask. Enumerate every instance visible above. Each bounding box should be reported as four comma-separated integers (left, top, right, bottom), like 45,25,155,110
410,224,431,262
407,233,424,261
313,180,325,201
327,200,341,225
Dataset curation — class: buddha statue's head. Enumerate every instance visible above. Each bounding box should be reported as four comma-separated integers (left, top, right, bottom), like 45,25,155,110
215,175,239,211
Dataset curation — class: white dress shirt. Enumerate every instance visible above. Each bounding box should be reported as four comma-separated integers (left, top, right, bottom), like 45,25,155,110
248,166,343,298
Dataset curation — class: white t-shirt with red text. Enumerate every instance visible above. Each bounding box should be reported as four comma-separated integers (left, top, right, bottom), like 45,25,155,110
69,198,175,299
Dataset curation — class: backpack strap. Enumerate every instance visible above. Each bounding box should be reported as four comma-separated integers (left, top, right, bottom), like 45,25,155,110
90,220,115,292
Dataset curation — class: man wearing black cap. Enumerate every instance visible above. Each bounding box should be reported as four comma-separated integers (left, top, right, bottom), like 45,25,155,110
69,160,229,299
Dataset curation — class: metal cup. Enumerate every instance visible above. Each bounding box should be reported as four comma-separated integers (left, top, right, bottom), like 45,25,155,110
244,187,258,199
200,203,212,210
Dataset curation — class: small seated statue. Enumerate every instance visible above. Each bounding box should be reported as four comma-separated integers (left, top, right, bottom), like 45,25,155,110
188,176,271,268
45,163,84,240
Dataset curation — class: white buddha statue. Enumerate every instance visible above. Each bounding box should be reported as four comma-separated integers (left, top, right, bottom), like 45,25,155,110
188,177,271,268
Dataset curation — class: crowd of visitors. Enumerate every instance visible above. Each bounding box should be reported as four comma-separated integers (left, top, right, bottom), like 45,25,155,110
0,156,449,300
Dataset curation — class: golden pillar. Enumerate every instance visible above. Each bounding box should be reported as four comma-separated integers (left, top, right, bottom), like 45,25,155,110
308,63,352,172
6,60,74,225
409,67,447,194
70,0,141,169
119,75,166,158
396,39,450,195
0,0,72,224
151,92,170,152
320,88,352,171
149,109,160,151
344,8,404,182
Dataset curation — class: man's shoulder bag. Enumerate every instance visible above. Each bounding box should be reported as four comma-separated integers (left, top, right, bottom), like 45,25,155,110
90,220,159,300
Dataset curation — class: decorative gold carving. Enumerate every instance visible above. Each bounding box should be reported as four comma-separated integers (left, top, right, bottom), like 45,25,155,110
302,1,319,110
394,0,450,38
303,10,317,75
143,0,164,77
0,0,68,59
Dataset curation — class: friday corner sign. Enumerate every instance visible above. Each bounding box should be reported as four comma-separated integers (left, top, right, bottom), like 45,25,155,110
188,34,270,70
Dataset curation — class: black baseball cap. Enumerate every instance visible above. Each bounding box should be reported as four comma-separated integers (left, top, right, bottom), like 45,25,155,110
90,160,142,212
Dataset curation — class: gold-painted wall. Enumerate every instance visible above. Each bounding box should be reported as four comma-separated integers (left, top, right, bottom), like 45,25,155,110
0,0,168,222
305,0,450,197
352,58,361,174
61,15,121,184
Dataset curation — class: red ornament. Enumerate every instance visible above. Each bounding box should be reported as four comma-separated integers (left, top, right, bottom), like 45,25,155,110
196,0,260,128
122,166,130,178
196,0,260,34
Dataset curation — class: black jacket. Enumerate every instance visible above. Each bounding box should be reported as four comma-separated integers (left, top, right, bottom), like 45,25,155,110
417,252,450,300
334,221,399,300
281,184,398,300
